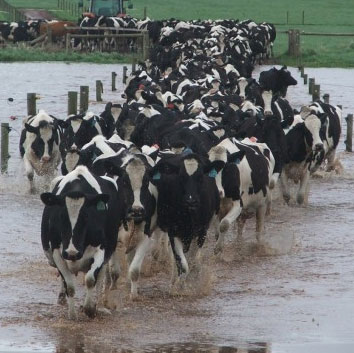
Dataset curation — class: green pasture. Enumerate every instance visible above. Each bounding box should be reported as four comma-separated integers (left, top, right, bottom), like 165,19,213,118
1,0,354,66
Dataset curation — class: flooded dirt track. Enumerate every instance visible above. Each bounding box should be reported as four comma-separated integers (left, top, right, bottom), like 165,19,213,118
1,64,354,352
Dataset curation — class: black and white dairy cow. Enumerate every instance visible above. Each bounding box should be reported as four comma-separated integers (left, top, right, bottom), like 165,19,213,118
280,112,328,205
150,153,220,283
302,100,342,171
208,138,275,254
19,110,64,191
92,149,158,299
259,66,298,97
40,166,121,319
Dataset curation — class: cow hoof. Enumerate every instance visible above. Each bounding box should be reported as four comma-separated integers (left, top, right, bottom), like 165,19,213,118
296,194,304,205
214,244,223,255
129,293,139,301
97,307,112,316
219,219,230,233
57,293,67,306
84,304,96,318
68,310,77,321
283,194,290,204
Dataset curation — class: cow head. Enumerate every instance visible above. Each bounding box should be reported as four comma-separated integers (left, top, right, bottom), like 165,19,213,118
41,191,110,261
25,112,61,163
278,66,297,96
104,154,154,225
303,114,326,172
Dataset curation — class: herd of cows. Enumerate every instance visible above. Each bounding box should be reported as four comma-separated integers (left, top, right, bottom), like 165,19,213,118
17,18,341,320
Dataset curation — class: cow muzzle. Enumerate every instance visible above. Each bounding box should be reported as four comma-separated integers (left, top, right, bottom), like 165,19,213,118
127,206,145,224
314,143,324,152
185,198,199,211
41,156,51,163
264,110,272,116
62,249,82,261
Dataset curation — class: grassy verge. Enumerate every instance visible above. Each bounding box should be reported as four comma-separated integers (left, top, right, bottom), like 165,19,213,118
2,0,354,67
0,47,137,63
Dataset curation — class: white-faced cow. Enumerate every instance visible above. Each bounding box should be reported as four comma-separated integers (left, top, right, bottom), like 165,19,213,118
40,166,121,319
19,110,64,192
280,113,327,205
92,150,158,299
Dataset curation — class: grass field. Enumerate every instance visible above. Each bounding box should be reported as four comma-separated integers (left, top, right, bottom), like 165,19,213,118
2,0,354,66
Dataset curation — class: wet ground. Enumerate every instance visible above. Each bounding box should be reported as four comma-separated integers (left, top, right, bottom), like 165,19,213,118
1,64,354,352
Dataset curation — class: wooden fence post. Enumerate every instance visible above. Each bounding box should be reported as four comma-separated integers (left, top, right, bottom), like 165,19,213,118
345,114,353,152
47,26,53,45
1,123,10,174
142,31,150,61
123,66,128,84
68,91,78,115
96,80,103,101
66,33,71,53
80,86,89,113
312,84,320,101
309,78,315,94
132,57,137,73
302,10,305,25
27,93,37,116
143,6,147,19
288,29,300,57
286,11,289,24
112,72,117,91
300,66,304,77
323,93,330,104
303,74,308,84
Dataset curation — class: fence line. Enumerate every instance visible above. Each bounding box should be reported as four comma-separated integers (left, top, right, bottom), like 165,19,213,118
0,0,25,21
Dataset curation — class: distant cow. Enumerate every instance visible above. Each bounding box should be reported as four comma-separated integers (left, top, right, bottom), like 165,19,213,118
259,66,297,97
19,110,65,191
40,166,121,319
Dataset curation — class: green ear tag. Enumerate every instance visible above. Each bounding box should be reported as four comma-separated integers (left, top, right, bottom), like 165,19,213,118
97,201,106,211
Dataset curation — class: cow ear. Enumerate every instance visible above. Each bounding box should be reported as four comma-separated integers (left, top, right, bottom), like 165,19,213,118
25,123,39,134
318,113,328,124
204,160,225,176
40,192,63,206
86,193,110,209
104,160,124,177
57,119,69,129
227,150,246,164
104,102,112,112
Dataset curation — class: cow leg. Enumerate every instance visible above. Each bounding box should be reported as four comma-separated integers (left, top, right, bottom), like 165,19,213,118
52,249,76,320
108,249,120,290
325,150,336,171
280,171,290,204
237,215,247,242
57,277,67,305
256,205,266,242
84,247,105,318
297,169,310,205
128,236,152,300
170,236,189,277
23,157,35,192
215,200,242,254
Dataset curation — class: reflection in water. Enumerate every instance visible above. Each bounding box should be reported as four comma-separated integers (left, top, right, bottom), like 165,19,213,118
55,335,270,353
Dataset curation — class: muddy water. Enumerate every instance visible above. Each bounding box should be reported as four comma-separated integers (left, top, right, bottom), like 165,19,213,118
1,63,354,352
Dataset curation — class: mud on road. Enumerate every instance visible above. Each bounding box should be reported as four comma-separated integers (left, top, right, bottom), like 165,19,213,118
0,65,354,352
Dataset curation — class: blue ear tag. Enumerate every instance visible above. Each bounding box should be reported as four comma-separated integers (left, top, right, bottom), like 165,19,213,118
91,119,96,127
208,168,218,178
232,158,240,165
182,147,193,155
153,171,161,180
97,201,106,211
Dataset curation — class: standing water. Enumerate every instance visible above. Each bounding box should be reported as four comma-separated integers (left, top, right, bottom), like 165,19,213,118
1,63,354,352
